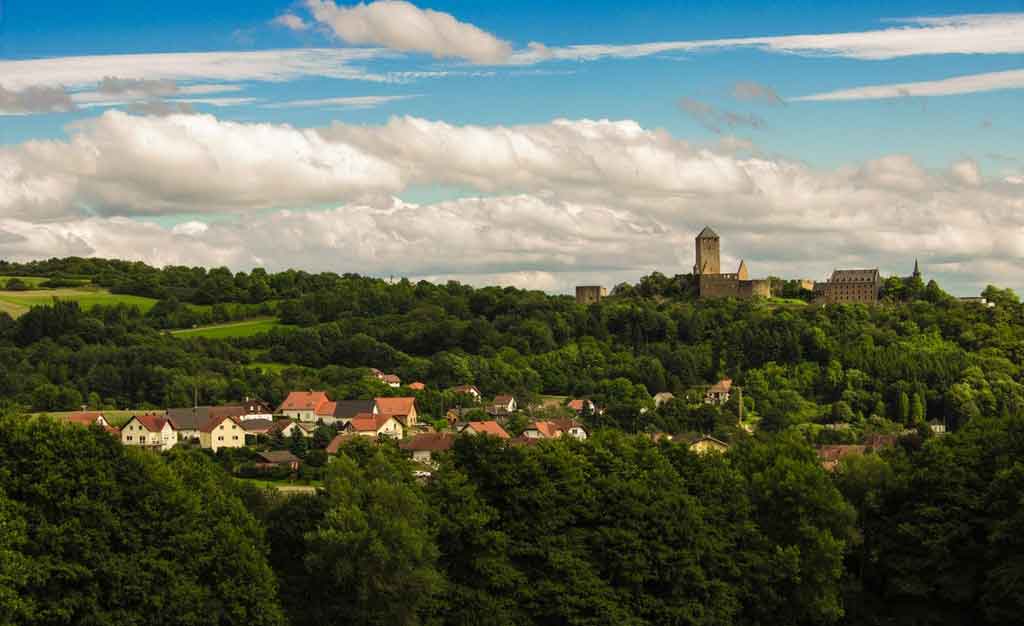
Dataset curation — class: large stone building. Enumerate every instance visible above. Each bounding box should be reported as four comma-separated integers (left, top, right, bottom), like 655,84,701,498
575,285,607,305
814,269,882,305
693,227,771,300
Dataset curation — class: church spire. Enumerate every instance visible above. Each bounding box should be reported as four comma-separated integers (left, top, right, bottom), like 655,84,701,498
913,258,921,279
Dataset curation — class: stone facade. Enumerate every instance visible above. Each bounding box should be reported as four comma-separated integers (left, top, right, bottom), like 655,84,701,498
694,227,770,300
575,285,607,305
815,269,882,305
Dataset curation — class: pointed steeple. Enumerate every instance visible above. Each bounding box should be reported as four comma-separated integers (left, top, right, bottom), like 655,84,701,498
913,258,921,279
697,226,719,239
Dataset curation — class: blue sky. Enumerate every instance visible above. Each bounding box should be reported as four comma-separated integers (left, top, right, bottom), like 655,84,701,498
0,1,1021,294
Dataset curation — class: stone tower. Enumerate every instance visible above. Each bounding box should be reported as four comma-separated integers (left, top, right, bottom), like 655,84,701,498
694,226,720,275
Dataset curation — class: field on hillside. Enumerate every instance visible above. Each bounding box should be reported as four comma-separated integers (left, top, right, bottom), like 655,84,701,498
0,287,158,318
0,275,54,287
35,410,145,428
171,318,284,339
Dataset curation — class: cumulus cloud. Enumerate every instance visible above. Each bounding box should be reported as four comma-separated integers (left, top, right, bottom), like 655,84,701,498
506,12,1024,65
731,81,784,105
793,68,1024,101
2,111,1024,294
271,13,310,31
678,97,766,133
0,85,77,115
306,0,512,64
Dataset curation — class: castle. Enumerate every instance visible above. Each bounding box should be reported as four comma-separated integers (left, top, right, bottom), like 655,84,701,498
693,227,771,299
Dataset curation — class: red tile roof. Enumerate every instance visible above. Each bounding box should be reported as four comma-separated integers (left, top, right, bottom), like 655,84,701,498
375,397,416,417
492,395,515,405
278,391,331,412
132,414,171,433
317,401,337,417
65,411,105,427
348,412,393,433
463,421,509,439
408,382,426,390
326,433,363,454
708,379,733,394
526,421,560,438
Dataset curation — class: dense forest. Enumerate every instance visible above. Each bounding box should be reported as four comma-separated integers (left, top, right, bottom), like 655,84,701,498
2,258,1024,624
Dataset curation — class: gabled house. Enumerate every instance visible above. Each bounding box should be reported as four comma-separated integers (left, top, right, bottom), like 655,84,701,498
522,419,588,441
200,415,245,452
400,432,456,465
451,385,482,402
653,392,675,407
459,421,510,439
370,368,401,388
278,391,332,422
64,411,110,428
487,395,517,417
332,399,379,426
345,412,404,439
240,419,274,442
255,450,301,472
566,399,596,415
705,379,733,405
268,419,312,439
375,397,418,429
121,414,176,451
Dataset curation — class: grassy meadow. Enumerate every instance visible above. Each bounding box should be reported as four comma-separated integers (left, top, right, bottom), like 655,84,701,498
170,318,283,339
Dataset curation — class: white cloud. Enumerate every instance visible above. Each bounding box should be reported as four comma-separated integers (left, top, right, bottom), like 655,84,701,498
731,81,784,105
0,85,77,116
793,68,1024,101
262,94,418,109
0,48,391,91
2,111,1024,294
306,0,512,64
271,13,310,31
506,12,1024,64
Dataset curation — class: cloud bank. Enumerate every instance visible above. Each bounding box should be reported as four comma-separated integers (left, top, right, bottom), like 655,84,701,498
1,111,1022,294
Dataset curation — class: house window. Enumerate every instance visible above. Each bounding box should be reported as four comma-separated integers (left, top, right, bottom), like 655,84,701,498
126,436,133,441
232,435,238,440
218,436,224,441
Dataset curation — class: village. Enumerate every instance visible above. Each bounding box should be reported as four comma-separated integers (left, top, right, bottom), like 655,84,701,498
59,367,740,479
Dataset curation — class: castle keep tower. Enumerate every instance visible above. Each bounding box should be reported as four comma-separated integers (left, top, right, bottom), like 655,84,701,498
694,226,720,275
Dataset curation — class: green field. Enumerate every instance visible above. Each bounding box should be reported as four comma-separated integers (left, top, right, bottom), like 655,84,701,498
34,410,146,428
0,287,157,318
0,275,55,288
171,318,283,339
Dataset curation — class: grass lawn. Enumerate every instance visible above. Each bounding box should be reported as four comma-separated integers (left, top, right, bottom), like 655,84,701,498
0,275,56,288
170,317,283,339
0,287,157,317
236,477,322,492
34,409,147,428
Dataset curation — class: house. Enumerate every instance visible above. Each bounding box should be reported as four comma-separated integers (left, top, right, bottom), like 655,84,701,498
688,435,730,455
408,381,426,391
268,418,311,439
817,445,867,471
278,391,332,422
255,450,301,472
240,419,274,441
400,432,456,465
325,432,365,455
567,399,596,414
370,368,401,388
331,399,379,426
164,407,226,442
64,411,110,428
522,421,561,439
345,412,404,439
235,397,275,421
929,420,947,435
121,414,176,451
199,415,246,452
459,421,510,439
705,379,733,405
487,395,517,417
451,385,482,402
375,397,418,429
653,392,675,407
553,418,588,440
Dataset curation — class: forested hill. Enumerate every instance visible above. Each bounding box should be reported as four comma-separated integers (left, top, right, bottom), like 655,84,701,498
1,257,1023,442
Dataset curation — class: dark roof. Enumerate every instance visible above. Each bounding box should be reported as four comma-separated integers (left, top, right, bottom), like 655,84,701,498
697,226,719,239
200,415,242,433
165,405,248,430
240,419,274,432
256,450,300,464
829,269,880,283
400,432,456,452
333,399,378,419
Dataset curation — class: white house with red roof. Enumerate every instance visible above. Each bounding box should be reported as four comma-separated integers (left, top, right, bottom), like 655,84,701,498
345,412,404,439
705,379,733,405
374,397,418,429
278,391,333,422
121,414,176,451
199,415,246,452
522,418,588,441
64,411,110,428
459,421,510,439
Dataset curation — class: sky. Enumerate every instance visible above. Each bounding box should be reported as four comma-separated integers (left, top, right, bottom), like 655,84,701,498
0,1,1022,295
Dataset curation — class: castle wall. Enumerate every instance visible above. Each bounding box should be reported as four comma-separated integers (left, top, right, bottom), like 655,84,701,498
738,280,771,298
575,286,607,305
699,274,739,299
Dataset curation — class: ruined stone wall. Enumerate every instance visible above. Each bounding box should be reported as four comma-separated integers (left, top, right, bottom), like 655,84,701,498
699,274,739,299
738,279,771,299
